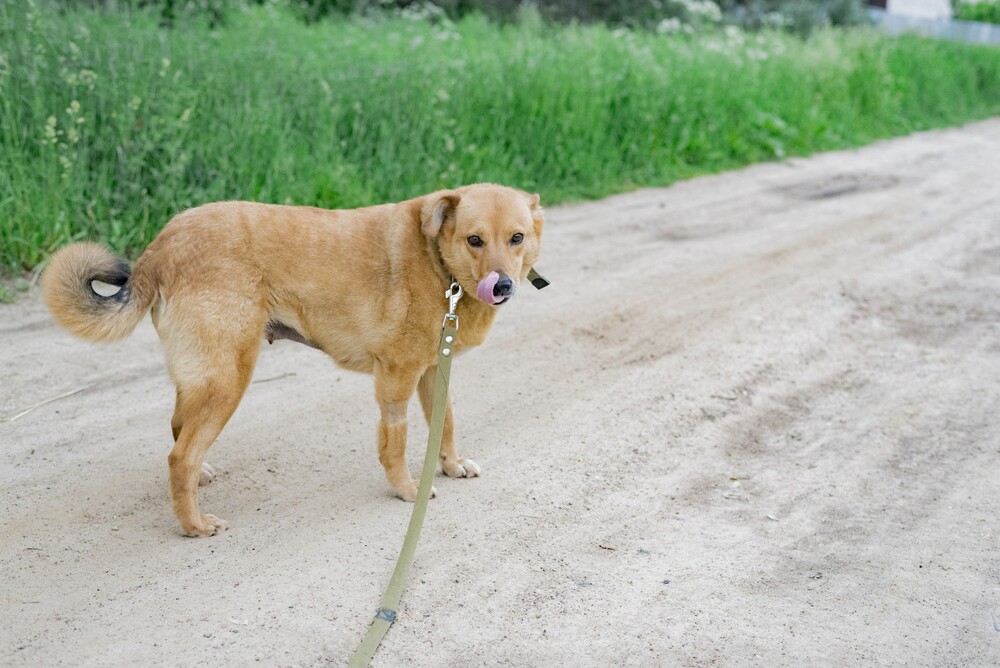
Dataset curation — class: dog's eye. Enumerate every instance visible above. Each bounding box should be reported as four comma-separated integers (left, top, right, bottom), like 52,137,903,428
467,235,483,248
510,233,524,246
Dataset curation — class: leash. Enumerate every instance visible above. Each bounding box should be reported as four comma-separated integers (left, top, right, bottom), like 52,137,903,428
349,270,548,667
349,281,463,668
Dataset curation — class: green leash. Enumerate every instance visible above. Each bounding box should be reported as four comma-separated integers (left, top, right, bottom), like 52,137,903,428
348,282,462,668
349,270,548,667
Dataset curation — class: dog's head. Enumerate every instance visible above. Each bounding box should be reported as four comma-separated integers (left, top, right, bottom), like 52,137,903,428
421,184,544,307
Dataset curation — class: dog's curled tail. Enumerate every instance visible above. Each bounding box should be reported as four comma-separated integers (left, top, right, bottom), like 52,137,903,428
42,242,156,342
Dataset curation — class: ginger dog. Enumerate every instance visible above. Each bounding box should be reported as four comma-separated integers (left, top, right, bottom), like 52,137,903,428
42,184,544,537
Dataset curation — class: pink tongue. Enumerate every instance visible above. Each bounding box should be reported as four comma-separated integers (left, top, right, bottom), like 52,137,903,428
477,272,502,304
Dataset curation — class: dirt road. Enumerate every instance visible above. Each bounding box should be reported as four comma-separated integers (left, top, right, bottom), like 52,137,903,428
2,120,999,667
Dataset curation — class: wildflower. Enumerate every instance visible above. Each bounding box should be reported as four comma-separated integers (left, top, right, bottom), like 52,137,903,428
180,107,192,124
693,0,722,22
66,100,81,116
128,96,142,112
43,116,58,145
657,18,683,34
400,2,445,21
59,154,73,176
763,11,789,28
672,0,722,23
79,69,97,91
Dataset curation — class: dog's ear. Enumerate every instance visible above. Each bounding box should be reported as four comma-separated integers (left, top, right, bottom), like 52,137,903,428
527,192,544,237
421,190,461,238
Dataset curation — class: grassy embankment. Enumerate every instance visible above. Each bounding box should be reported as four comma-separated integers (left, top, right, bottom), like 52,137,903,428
2,2,1000,273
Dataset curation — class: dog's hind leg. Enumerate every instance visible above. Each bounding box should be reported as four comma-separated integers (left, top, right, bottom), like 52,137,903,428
171,388,215,486
161,304,264,537
417,366,480,480
167,348,258,536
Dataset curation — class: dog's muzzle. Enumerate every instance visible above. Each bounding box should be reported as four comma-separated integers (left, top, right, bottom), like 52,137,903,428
477,272,514,305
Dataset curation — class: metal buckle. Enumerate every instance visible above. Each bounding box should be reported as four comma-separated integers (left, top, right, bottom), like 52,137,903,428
443,281,462,330
374,607,397,623
445,282,462,314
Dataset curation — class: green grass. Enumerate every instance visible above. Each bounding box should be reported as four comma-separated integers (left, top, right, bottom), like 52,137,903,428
2,2,1000,272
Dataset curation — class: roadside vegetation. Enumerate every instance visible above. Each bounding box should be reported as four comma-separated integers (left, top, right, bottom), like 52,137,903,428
954,0,1000,24
2,0,1000,272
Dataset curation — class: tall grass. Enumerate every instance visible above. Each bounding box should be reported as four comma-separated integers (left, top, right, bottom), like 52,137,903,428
2,2,1000,272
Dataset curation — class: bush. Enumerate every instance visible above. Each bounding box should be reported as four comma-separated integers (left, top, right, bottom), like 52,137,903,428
954,0,1000,24
62,0,870,33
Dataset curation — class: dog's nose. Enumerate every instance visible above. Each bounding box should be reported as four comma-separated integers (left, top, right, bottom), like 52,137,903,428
494,275,513,298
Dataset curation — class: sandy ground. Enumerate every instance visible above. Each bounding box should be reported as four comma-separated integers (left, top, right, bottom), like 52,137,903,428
2,119,1000,667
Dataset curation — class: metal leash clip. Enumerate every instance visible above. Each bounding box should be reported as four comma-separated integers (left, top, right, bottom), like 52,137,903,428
443,281,462,330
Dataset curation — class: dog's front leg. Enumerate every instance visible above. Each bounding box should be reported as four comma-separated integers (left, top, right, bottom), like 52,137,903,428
374,363,432,501
418,366,480,479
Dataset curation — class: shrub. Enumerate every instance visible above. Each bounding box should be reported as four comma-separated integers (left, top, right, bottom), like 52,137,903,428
62,0,870,33
954,0,1000,24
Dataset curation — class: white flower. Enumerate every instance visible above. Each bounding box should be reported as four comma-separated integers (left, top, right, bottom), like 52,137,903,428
79,69,97,91
42,115,58,145
657,17,683,33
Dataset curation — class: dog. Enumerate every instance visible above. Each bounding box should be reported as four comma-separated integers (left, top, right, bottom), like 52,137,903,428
42,183,544,537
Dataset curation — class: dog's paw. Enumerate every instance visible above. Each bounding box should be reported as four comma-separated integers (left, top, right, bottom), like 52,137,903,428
181,514,228,538
442,457,480,479
199,462,216,486
396,481,437,503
